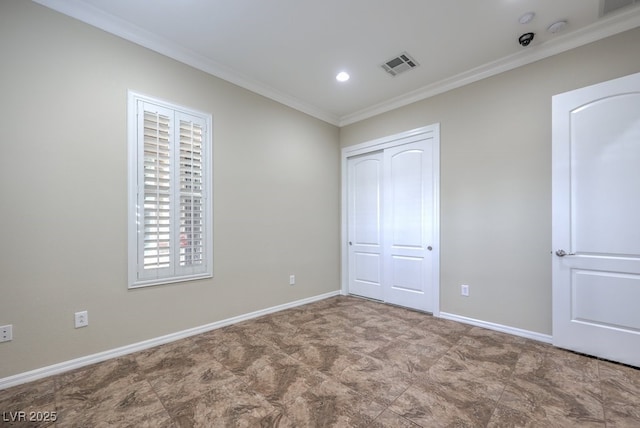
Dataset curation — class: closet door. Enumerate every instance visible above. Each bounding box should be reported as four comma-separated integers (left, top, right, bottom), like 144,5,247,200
383,140,434,312
347,152,384,301
346,134,436,313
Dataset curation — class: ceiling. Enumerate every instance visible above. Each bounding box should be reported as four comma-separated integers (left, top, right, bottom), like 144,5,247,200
34,0,640,126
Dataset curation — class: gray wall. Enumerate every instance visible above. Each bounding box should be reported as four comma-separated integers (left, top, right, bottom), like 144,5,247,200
0,1,340,378
340,27,640,335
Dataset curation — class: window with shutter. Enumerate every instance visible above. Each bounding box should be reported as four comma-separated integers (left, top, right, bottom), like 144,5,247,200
128,92,212,288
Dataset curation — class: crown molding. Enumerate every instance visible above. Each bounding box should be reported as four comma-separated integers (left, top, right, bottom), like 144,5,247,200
339,7,640,126
32,0,341,126
32,0,640,128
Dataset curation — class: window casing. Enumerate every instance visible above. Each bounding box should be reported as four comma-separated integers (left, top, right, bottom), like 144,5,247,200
128,92,212,288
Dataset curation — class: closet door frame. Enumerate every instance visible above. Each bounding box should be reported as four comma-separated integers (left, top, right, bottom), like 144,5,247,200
340,124,440,316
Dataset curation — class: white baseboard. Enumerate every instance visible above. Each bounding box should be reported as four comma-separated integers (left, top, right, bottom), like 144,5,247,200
439,312,552,344
0,290,340,391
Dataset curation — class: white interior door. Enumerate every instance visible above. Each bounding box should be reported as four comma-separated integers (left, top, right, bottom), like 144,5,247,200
345,126,439,313
383,141,434,312
552,71,640,367
347,152,384,301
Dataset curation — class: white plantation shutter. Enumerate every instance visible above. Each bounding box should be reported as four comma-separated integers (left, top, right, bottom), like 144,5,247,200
142,109,172,273
129,93,212,288
178,117,205,270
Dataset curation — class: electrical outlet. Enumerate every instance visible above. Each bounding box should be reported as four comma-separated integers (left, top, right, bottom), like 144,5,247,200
0,325,13,342
289,275,296,286
461,284,470,297
75,311,89,328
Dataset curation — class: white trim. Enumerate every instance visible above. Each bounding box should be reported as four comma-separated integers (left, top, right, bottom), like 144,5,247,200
341,125,440,317
33,0,640,127
431,127,441,318
338,7,640,126
0,291,340,391
32,0,340,126
127,91,214,288
439,312,553,344
342,126,437,157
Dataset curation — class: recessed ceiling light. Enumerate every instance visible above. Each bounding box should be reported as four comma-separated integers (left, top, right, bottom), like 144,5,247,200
519,11,535,24
336,72,350,82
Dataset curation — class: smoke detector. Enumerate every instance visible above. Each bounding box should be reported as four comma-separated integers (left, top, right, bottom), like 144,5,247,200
547,20,568,34
381,52,419,77
518,12,536,24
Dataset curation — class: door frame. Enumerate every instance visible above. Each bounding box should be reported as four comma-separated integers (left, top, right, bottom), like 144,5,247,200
340,124,440,316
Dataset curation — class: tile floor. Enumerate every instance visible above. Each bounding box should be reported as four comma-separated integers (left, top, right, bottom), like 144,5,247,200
1,296,639,427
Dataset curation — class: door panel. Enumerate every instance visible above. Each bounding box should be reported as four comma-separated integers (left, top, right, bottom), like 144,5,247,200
390,256,423,292
572,270,640,331
354,253,381,285
572,94,640,255
552,71,640,367
348,152,383,300
353,157,383,245
389,150,424,248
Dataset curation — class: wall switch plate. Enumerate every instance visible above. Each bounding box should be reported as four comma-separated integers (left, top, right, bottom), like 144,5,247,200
74,311,89,328
0,325,13,342
461,284,470,297
289,275,296,286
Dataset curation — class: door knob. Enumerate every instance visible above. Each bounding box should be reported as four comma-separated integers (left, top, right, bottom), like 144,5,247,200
427,246,433,251
555,249,575,257
349,241,353,246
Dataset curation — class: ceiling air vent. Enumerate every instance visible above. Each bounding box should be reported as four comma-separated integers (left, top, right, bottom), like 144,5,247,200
381,52,419,77
600,0,638,17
